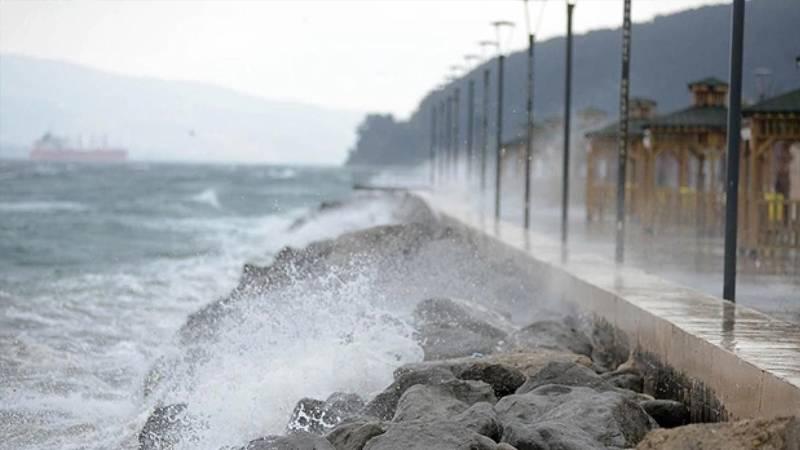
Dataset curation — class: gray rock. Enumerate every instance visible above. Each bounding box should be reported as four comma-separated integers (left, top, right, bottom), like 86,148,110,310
325,419,388,450
509,320,593,356
458,362,526,398
392,379,496,423
452,402,503,441
363,421,499,450
413,298,509,360
138,403,191,450
246,432,335,450
603,371,644,393
515,361,611,394
288,393,365,434
361,366,456,420
496,384,656,449
639,399,690,428
636,416,800,449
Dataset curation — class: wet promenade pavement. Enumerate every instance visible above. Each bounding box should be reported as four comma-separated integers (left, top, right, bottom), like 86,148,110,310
420,190,800,419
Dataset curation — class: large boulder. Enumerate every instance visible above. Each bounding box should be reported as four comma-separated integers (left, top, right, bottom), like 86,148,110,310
392,379,496,423
245,431,335,450
362,421,500,450
495,384,655,449
413,298,510,360
361,366,457,420
325,419,388,450
636,416,800,449
508,320,593,356
138,403,192,450
288,393,365,434
515,361,612,394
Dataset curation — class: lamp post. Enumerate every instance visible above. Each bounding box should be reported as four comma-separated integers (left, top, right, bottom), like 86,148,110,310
479,40,498,197
492,20,515,222
464,54,480,181
561,0,575,249
615,0,632,264
723,0,746,302
430,96,437,186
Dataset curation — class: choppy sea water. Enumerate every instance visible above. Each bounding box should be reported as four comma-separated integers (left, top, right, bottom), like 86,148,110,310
0,161,420,450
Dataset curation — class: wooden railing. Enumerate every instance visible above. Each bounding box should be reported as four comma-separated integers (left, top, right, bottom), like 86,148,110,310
757,196,800,251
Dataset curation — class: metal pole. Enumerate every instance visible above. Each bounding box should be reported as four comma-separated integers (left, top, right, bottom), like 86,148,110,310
430,101,437,186
615,0,632,264
524,33,535,229
439,100,446,181
466,79,475,181
453,87,461,180
561,2,574,246
495,55,505,221
481,68,490,194
445,94,452,182
723,0,745,302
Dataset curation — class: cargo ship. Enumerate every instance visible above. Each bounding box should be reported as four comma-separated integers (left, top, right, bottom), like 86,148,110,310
29,133,127,162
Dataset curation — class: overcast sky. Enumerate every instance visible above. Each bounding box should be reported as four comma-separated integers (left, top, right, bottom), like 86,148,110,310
1,0,729,118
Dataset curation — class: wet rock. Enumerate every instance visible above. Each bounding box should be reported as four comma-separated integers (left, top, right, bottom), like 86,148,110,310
515,361,611,394
288,393,365,434
361,366,457,420
509,320,593,356
392,379,496,423
496,384,655,449
325,419,388,450
138,403,191,450
413,298,509,360
636,416,800,449
458,362,526,398
362,421,499,450
602,369,644,393
639,400,690,429
246,431,335,450
399,348,591,375
452,402,503,441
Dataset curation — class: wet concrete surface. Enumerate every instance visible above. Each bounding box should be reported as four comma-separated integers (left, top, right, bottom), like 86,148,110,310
420,191,800,418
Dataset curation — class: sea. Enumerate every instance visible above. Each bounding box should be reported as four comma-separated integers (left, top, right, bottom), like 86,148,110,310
0,161,423,450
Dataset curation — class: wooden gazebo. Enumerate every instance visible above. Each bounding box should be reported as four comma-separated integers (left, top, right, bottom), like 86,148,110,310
741,87,800,253
641,78,729,233
585,98,656,222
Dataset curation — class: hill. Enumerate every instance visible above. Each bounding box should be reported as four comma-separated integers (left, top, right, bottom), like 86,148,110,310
0,54,363,164
346,0,800,166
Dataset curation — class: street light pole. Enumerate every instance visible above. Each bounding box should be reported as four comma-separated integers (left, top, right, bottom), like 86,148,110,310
453,86,461,181
430,100,437,186
524,33,536,230
561,0,574,248
723,0,746,302
615,0,632,264
481,68,490,195
466,79,475,182
445,93,453,182
495,54,505,221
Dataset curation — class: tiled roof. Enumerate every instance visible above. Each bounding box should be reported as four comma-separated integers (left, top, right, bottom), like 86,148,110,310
688,77,729,88
585,118,650,138
646,105,727,130
743,88,800,115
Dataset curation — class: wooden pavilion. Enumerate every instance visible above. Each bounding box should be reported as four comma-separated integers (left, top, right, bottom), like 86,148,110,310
741,87,800,253
584,97,657,222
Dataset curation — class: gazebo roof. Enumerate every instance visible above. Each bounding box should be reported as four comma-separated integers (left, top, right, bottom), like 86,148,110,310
585,118,650,139
645,105,727,131
743,87,800,116
688,77,729,89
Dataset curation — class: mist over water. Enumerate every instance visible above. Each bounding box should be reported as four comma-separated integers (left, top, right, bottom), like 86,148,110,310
0,161,397,449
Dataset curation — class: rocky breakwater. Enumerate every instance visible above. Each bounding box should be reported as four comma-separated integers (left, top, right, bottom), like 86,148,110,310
138,193,800,450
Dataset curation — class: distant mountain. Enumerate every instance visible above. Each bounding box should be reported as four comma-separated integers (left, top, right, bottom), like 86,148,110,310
347,0,800,166
0,54,363,164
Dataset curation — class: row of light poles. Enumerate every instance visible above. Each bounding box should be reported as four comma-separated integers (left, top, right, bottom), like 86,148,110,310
427,0,747,302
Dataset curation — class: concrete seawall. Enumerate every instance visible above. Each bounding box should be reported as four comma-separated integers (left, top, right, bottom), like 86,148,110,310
418,192,800,420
